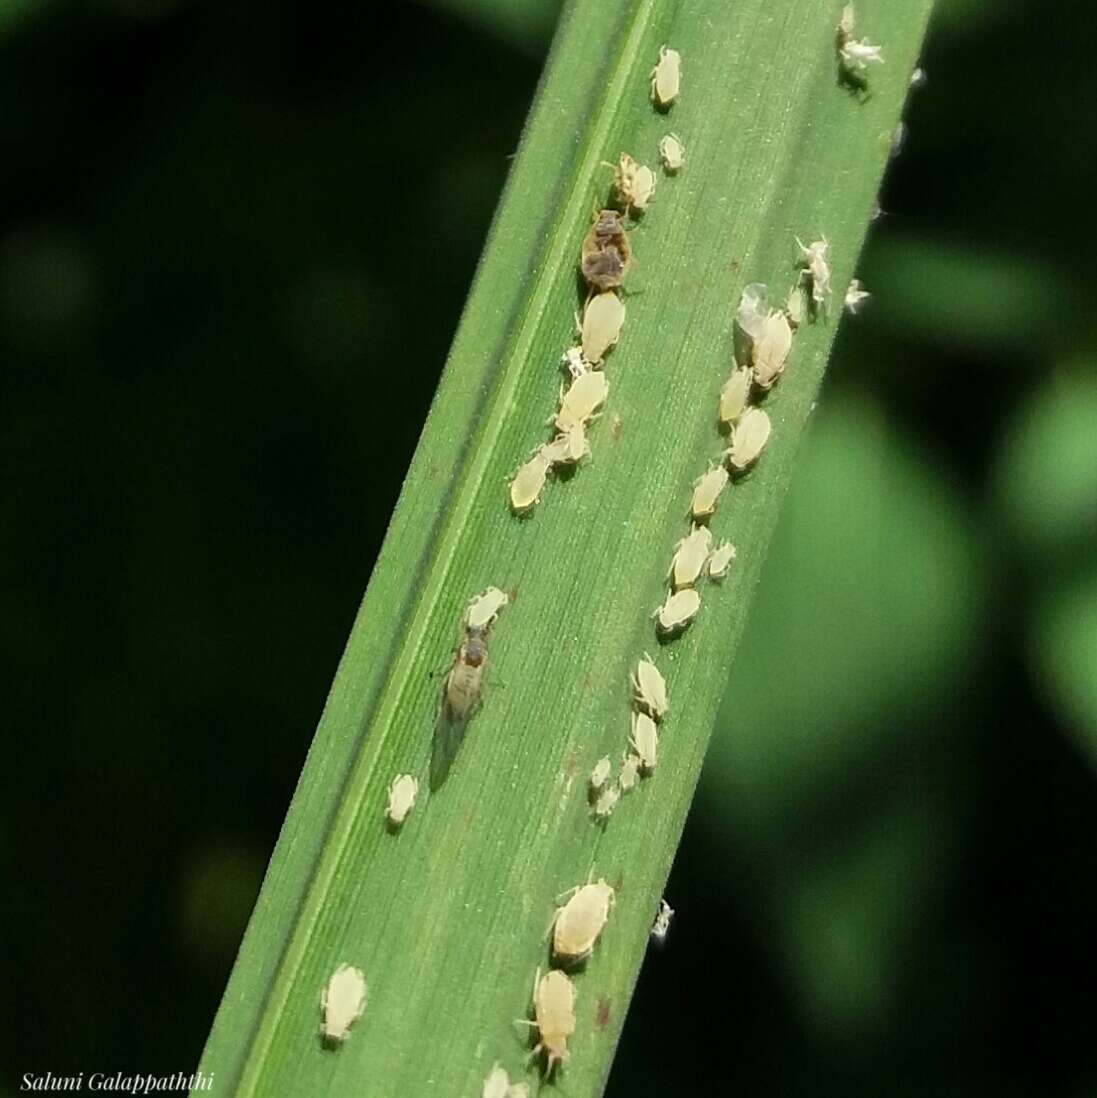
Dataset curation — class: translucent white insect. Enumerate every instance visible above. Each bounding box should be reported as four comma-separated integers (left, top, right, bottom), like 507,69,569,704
707,541,736,581
841,36,884,69
650,45,681,108
690,464,729,520
555,369,609,432
466,586,509,631
910,66,927,88
752,310,793,391
844,278,870,314
552,878,615,963
593,783,620,819
619,754,640,792
785,283,808,329
651,898,674,943
726,407,771,472
580,291,626,365
797,237,832,307
669,523,713,591
320,964,367,1044
632,653,668,720
659,132,685,172
736,282,769,342
613,152,658,213
509,451,552,514
386,774,418,827
542,423,589,467
483,1063,510,1098
719,366,752,427
655,588,701,636
561,346,588,380
589,755,612,792
630,710,659,773
521,968,576,1075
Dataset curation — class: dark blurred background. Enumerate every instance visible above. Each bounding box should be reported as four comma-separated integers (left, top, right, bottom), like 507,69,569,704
3,0,1097,1094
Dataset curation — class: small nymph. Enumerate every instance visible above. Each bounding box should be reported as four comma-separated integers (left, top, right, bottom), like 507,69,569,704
320,964,367,1045
659,133,685,173
385,774,418,827
619,754,640,793
589,755,612,793
707,541,736,581
632,653,668,720
509,451,553,514
465,586,510,631
580,291,626,365
719,366,753,428
655,588,701,637
726,407,771,472
650,45,681,108
630,710,659,773
669,524,713,591
690,464,729,521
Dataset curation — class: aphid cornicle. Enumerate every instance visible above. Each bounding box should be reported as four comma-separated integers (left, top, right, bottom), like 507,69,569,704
670,524,713,591
522,968,576,1076
581,209,631,292
650,45,681,108
655,588,701,636
632,653,668,720
385,774,418,827
320,964,367,1045
552,879,615,964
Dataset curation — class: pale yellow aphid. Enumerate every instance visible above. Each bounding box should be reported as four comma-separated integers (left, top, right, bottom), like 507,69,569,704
632,652,668,720
589,755,612,792
650,45,681,108
555,369,609,433
651,898,674,943
844,278,871,314
385,774,418,827
785,283,809,329
655,587,701,636
542,423,589,467
797,237,832,306
466,586,509,631
726,407,772,472
612,152,657,213
509,451,552,514
719,366,753,427
659,132,685,172
630,710,659,773
752,310,793,391
320,964,367,1044
619,754,640,792
690,464,729,520
593,783,620,819
707,541,737,581
552,878,615,964
580,290,626,366
522,968,576,1075
670,523,713,591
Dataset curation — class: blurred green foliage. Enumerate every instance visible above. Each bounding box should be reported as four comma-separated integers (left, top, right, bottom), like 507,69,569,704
2,0,1097,1095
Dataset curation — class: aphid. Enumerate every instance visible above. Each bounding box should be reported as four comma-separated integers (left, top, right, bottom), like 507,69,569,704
659,133,685,172
483,1063,510,1098
561,345,588,380
542,423,589,467
690,464,729,521
707,541,736,581
580,291,626,365
752,310,793,391
651,899,674,943
555,369,609,432
552,878,615,964
320,964,367,1045
589,755,612,792
726,407,772,472
736,282,769,342
466,586,509,631
844,279,871,314
613,152,658,214
630,710,659,773
632,653,668,720
655,588,701,636
593,783,620,819
580,209,631,291
523,968,576,1075
785,283,809,329
650,45,681,108
719,366,752,427
385,774,418,827
669,524,713,591
509,451,552,514
840,36,884,70
797,237,832,307
619,754,640,792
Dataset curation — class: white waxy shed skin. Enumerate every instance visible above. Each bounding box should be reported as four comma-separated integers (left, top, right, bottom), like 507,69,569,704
707,541,737,581
482,1064,510,1098
630,710,659,772
727,407,772,472
670,524,713,591
786,283,808,329
656,588,701,636
614,153,657,212
844,279,870,313
593,783,620,819
320,964,367,1044
650,45,681,108
797,237,832,306
736,282,769,342
719,366,753,427
465,586,509,631
651,898,674,943
555,369,609,432
752,310,793,391
580,292,625,365
659,133,685,172
619,754,640,792
632,653,668,720
509,452,552,514
386,774,418,826
589,756,612,791
690,465,729,520
530,969,576,1074
552,879,615,963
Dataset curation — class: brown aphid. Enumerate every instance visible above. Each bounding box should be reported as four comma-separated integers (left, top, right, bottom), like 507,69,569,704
522,968,576,1075
580,209,631,292
552,878,615,964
